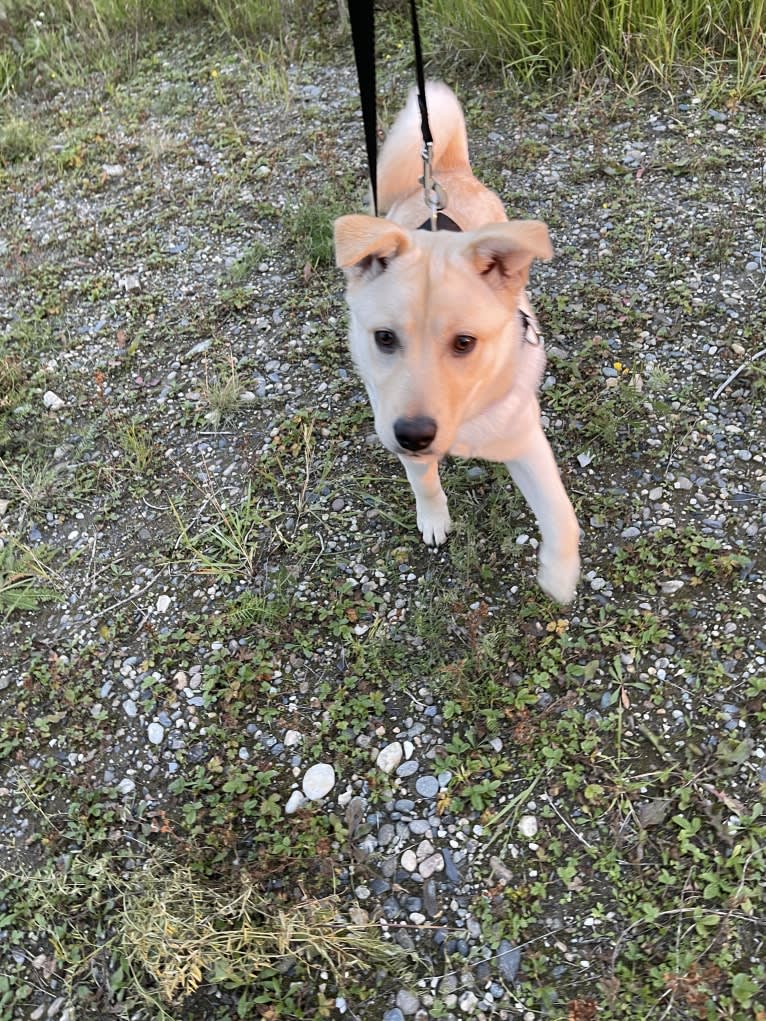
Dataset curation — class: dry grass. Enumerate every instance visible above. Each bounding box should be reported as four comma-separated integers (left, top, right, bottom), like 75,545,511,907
6,851,414,1014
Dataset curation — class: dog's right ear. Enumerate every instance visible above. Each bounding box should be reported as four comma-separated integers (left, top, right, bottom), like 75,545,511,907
334,215,411,278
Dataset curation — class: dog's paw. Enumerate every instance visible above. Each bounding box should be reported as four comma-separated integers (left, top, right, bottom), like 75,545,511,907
417,501,452,546
537,551,580,605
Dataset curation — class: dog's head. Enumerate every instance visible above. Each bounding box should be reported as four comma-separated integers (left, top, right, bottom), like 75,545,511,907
334,214,552,459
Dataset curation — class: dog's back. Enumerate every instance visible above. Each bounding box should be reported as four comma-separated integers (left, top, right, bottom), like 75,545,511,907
377,83,504,229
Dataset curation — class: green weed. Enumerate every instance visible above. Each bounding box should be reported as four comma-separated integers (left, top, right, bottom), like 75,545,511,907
0,535,59,614
0,115,40,162
117,418,156,473
284,185,350,269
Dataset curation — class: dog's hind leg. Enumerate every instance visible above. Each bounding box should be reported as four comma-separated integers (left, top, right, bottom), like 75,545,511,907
505,428,580,604
399,456,452,546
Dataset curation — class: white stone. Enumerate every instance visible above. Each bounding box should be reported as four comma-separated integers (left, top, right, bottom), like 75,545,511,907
349,905,369,926
401,849,418,872
577,451,593,467
120,273,141,293
116,778,135,795
156,594,171,613
661,580,685,595
459,990,479,1013
147,722,164,745
43,390,65,411
376,741,403,773
518,815,539,838
284,729,302,748
285,790,306,814
416,839,435,860
302,763,335,801
418,852,444,879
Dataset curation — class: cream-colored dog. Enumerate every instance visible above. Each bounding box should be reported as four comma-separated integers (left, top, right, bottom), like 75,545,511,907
334,83,580,603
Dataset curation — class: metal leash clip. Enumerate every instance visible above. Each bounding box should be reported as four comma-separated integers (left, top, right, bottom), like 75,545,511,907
420,142,447,232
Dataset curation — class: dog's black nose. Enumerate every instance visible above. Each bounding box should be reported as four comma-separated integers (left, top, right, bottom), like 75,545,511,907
394,416,437,452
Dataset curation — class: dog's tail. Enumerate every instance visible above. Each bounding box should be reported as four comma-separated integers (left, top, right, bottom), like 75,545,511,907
377,81,469,214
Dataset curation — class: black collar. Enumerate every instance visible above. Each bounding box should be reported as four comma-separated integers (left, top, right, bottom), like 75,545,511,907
417,212,462,232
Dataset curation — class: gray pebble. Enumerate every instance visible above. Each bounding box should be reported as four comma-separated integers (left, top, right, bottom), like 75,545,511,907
423,877,439,917
396,760,419,778
378,823,395,846
440,973,458,995
497,939,521,983
409,819,431,835
395,989,420,1015
415,774,439,799
383,897,403,919
459,990,478,1012
442,847,461,883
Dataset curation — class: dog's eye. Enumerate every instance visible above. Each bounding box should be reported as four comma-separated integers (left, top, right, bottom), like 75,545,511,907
453,334,476,355
374,329,398,352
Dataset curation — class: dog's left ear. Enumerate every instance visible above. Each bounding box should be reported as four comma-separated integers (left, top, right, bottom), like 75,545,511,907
334,214,411,278
468,220,553,293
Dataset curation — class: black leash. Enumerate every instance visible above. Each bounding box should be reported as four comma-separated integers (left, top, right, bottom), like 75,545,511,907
346,0,379,215
407,0,433,152
347,0,458,231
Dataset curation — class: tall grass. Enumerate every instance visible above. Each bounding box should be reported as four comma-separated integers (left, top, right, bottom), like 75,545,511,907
426,0,766,95
1,1,764,102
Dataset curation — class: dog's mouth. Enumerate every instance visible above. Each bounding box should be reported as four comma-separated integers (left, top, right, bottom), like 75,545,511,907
393,446,444,462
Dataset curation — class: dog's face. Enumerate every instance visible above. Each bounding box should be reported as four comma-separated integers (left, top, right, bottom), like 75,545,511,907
335,215,552,459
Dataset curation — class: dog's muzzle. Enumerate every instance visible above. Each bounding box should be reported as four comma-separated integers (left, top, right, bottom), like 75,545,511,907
394,415,437,453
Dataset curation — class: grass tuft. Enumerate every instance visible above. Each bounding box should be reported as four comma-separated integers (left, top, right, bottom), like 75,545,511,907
0,535,59,614
0,115,40,162
285,186,349,268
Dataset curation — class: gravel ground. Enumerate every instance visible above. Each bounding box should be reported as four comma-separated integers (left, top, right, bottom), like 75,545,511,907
1,24,765,1021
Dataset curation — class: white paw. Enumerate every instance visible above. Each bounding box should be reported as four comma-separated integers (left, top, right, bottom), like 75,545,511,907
417,501,452,546
537,550,580,604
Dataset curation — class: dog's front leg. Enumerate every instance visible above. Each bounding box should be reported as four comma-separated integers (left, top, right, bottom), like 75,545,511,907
400,456,452,546
505,428,580,604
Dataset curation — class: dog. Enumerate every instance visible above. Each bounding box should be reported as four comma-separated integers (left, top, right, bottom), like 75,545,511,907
334,83,580,604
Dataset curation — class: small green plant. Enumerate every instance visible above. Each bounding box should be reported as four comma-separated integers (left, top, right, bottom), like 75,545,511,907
285,185,349,268
118,418,156,472
227,240,268,282
0,116,40,162
172,479,279,582
0,453,59,517
200,353,244,426
0,536,59,614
